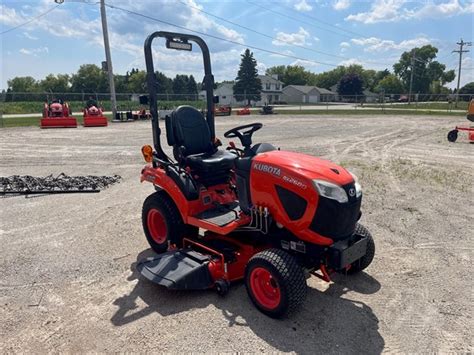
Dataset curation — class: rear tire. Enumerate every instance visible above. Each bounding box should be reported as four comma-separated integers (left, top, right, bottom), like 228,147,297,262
447,129,458,142
142,191,196,253
346,223,375,275
245,249,307,318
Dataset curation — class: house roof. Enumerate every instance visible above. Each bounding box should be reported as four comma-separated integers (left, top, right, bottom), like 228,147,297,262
258,75,283,84
284,85,336,95
318,87,336,95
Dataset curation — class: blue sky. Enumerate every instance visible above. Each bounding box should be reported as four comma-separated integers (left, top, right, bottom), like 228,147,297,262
1,0,473,90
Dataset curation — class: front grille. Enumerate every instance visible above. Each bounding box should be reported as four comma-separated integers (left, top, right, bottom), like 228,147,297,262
309,183,361,240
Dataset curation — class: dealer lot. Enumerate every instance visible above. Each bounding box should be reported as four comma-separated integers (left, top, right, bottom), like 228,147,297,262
1,114,472,353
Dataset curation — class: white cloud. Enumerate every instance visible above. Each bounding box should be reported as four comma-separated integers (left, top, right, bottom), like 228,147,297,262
1,0,247,85
19,47,49,57
290,59,319,68
408,0,474,19
313,36,320,42
23,32,38,40
346,0,473,24
272,27,311,46
0,5,22,26
333,0,351,11
340,41,350,53
256,62,267,75
294,0,312,12
338,58,363,66
346,0,405,24
351,36,432,52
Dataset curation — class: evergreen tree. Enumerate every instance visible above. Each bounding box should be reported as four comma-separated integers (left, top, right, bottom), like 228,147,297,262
186,75,198,100
155,71,173,95
233,49,261,105
172,74,188,99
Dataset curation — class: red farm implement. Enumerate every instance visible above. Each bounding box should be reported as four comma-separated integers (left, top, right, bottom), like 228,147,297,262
83,102,108,127
448,99,474,143
40,100,77,129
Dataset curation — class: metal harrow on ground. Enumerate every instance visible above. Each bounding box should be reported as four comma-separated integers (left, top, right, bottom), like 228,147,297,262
0,173,122,196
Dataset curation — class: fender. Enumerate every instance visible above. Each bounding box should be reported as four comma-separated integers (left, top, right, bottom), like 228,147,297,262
141,165,250,234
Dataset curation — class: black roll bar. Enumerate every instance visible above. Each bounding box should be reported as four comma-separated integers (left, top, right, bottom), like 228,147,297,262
144,31,215,162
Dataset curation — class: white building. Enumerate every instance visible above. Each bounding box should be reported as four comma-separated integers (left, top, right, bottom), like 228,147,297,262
257,75,284,106
282,85,337,103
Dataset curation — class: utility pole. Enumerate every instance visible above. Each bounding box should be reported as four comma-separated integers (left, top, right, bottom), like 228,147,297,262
408,50,416,105
100,0,117,119
452,38,471,107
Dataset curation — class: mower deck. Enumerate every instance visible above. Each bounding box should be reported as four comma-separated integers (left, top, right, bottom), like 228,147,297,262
40,117,78,129
137,248,213,290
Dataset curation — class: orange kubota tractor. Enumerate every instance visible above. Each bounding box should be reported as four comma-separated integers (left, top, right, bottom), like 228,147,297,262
135,31,376,318
40,99,77,128
83,98,108,127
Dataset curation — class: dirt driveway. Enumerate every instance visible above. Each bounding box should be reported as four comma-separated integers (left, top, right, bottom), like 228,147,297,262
1,114,472,353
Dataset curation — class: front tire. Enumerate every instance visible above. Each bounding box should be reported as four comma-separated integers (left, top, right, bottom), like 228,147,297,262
245,249,307,318
346,223,375,274
142,191,195,253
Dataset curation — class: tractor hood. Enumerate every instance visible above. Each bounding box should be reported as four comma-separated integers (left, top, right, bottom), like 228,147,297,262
253,150,353,186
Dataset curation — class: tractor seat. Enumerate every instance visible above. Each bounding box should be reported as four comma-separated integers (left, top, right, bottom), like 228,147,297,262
187,150,235,173
166,105,236,174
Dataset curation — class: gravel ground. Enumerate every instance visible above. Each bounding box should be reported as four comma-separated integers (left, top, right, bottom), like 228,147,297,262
1,114,472,353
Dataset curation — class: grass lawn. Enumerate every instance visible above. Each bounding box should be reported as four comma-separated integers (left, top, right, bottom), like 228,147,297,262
0,100,205,115
1,109,465,128
365,101,469,111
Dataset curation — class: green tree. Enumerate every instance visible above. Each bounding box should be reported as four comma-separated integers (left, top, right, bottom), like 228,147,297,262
375,69,391,83
266,65,315,86
114,74,128,93
39,74,70,93
7,76,39,92
155,71,173,95
393,45,455,94
265,65,286,80
172,74,188,99
186,75,198,100
312,66,346,89
375,74,405,95
337,73,364,99
233,49,261,105
127,70,147,93
71,64,107,93
459,82,474,100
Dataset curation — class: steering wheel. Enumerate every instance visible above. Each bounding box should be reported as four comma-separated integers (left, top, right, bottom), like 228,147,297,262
224,123,263,149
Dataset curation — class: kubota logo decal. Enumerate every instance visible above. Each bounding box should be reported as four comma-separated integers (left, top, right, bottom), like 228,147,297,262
253,163,281,176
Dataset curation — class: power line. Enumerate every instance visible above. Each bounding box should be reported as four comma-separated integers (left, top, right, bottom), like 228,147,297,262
178,0,390,67
104,3,340,68
178,0,347,60
0,5,60,35
246,0,354,40
452,38,471,106
271,1,370,39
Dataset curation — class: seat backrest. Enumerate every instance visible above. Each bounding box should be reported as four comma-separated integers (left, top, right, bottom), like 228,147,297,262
165,105,213,156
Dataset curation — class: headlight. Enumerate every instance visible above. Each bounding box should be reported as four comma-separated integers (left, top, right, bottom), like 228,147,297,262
313,179,348,203
349,172,362,198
